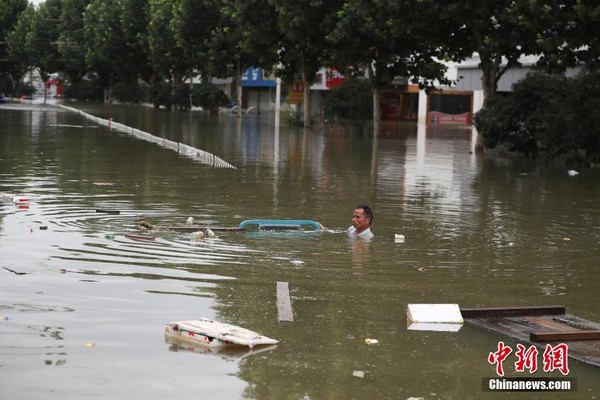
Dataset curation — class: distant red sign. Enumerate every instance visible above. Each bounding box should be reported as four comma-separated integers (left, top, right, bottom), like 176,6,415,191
325,67,345,88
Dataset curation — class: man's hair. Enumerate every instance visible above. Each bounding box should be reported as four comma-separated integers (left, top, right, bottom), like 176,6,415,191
356,205,373,225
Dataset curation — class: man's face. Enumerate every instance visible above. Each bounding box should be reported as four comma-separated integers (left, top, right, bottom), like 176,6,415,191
352,208,370,233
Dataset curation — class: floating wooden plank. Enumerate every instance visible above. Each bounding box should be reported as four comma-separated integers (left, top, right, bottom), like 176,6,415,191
462,305,600,367
96,209,120,215
125,233,155,241
276,281,294,322
531,331,600,342
460,305,566,318
165,318,279,349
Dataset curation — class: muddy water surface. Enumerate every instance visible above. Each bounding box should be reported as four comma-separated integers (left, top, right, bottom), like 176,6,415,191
1,103,599,399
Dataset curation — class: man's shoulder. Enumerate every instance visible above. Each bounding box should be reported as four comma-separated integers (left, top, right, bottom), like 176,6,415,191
358,228,374,239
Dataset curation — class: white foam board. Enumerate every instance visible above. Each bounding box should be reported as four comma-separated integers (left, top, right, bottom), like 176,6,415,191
407,303,464,324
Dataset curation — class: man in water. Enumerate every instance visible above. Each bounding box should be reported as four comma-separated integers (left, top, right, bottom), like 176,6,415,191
347,205,374,240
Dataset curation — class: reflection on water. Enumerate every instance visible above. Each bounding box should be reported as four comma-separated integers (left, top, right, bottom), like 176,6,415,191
1,103,599,399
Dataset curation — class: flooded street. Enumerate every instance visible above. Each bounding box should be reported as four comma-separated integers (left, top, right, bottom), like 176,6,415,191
1,103,599,399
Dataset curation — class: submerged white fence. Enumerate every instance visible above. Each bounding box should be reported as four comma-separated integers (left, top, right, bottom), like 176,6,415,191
60,105,236,169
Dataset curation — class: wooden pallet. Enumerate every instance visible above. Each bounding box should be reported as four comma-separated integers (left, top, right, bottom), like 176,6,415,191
461,306,600,367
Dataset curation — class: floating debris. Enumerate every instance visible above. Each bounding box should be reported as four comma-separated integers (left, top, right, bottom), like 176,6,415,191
165,318,279,349
277,282,294,323
190,231,205,240
12,196,30,204
407,303,464,332
3,267,27,275
394,234,405,243
125,233,155,241
364,338,379,345
96,209,120,215
352,370,365,378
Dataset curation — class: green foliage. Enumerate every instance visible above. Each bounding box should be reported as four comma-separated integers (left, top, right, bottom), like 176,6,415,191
148,82,229,111
64,79,104,101
149,82,173,109
15,82,35,98
5,3,33,87
282,109,304,127
172,0,219,79
112,81,147,104
573,72,600,160
2,0,598,140
210,0,280,83
191,83,230,112
324,78,372,121
0,0,28,87
474,71,600,166
25,0,63,80
0,78,35,98
328,0,456,89
84,0,150,100
56,0,91,83
173,84,191,111
272,0,342,83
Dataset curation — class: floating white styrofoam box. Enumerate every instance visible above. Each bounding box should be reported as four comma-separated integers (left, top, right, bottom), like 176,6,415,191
394,234,405,243
407,303,464,324
407,321,463,332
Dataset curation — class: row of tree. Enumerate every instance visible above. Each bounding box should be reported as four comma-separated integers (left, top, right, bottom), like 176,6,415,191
475,71,600,165
1,0,598,135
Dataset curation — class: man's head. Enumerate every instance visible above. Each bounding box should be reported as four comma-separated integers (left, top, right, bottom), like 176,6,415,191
352,205,373,233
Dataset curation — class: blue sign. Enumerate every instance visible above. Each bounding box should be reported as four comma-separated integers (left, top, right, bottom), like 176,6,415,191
241,67,276,88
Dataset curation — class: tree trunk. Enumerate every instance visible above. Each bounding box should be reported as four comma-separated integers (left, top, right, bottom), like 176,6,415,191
476,54,502,153
367,65,381,137
189,76,193,112
372,85,381,137
236,65,243,119
302,69,311,128
481,54,501,106
105,75,114,105
40,69,48,105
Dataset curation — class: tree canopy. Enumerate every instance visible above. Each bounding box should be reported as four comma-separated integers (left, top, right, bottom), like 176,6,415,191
1,0,597,136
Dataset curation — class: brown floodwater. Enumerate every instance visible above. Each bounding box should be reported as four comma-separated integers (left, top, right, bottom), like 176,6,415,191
1,102,599,399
